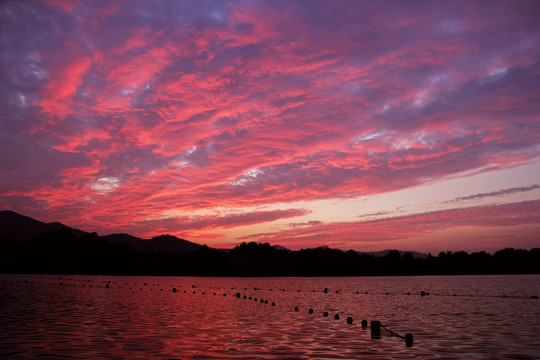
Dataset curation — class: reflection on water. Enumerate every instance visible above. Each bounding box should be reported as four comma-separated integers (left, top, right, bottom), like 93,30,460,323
1,275,539,359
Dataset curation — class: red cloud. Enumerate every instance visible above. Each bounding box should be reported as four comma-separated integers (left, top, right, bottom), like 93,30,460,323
238,200,540,251
2,1,539,251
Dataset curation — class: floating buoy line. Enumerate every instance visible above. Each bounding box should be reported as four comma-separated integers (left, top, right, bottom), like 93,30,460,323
3,275,540,349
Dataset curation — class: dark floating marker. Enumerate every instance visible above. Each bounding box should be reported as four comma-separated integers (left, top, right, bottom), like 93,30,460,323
323,312,329,317
265,300,268,304
531,295,538,299
323,288,328,293
236,293,241,298
308,308,314,314
371,320,381,338
334,314,340,320
105,284,109,289
294,306,299,312
361,319,368,328
405,333,414,347
421,291,426,297
346,317,353,324
271,302,276,306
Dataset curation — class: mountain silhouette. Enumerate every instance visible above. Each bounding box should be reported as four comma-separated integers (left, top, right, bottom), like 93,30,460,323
0,210,88,241
2,210,538,276
103,233,201,255
0,211,201,255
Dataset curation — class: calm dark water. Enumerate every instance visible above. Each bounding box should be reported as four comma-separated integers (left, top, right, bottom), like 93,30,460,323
1,274,539,359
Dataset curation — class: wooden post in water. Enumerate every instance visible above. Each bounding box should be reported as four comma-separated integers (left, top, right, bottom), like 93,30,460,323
371,320,381,338
405,333,414,347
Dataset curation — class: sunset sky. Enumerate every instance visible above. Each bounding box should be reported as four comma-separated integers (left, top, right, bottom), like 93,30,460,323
1,0,539,253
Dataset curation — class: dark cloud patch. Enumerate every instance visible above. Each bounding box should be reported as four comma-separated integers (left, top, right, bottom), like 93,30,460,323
289,220,322,228
448,185,540,203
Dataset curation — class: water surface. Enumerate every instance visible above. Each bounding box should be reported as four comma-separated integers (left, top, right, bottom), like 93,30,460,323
1,274,539,359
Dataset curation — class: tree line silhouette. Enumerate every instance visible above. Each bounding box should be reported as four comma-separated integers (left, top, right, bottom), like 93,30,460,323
1,228,539,276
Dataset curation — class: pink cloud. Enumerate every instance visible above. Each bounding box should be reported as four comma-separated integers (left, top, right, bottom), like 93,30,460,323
1,1,539,251
239,200,540,251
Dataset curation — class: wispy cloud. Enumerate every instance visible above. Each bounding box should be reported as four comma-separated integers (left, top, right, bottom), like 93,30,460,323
1,0,539,250
447,184,540,203
239,200,540,250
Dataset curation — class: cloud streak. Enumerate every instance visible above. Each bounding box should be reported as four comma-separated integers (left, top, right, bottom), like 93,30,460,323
447,184,540,203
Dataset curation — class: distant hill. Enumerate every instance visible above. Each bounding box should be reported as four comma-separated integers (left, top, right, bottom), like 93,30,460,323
1,211,538,276
0,210,88,241
365,249,429,259
103,233,201,255
0,210,428,258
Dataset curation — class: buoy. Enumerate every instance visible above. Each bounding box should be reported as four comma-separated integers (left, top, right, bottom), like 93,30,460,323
294,306,299,311
323,312,329,317
346,317,353,324
265,300,268,304
272,302,276,306
405,333,414,347
334,314,340,320
361,319,368,328
421,291,426,296
324,288,328,293
106,284,109,289
308,309,314,314
371,321,381,338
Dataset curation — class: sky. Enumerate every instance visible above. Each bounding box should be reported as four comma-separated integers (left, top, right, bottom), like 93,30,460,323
1,0,540,253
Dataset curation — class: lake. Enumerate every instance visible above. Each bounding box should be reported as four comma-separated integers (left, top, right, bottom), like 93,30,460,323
1,274,539,359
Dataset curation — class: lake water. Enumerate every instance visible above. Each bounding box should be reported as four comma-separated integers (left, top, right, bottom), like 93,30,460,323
1,274,539,359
